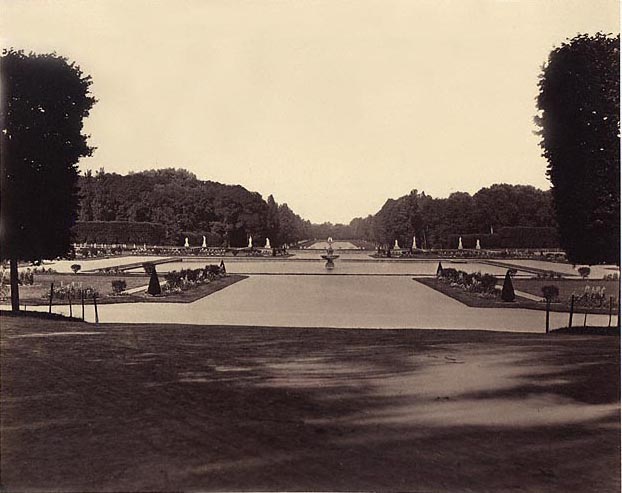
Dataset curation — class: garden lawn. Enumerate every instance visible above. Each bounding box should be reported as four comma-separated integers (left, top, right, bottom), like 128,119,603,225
0,315,619,492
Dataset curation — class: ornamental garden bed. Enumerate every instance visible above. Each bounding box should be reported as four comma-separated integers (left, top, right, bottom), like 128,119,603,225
125,274,247,304
417,277,618,315
2,273,150,305
3,272,247,306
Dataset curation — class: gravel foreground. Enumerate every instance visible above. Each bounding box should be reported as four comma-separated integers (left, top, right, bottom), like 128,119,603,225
1,316,620,492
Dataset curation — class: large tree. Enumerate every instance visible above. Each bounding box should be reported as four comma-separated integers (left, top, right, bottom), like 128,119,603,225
536,33,620,265
0,50,95,311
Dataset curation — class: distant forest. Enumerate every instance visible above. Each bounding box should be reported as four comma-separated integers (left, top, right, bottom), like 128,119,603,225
76,168,557,248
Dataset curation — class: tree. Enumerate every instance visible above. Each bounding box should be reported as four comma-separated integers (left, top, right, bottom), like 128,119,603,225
265,195,280,246
541,285,560,303
536,33,620,265
578,266,591,279
0,49,96,311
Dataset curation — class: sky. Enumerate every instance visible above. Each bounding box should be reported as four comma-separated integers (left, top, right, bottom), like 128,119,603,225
1,0,619,223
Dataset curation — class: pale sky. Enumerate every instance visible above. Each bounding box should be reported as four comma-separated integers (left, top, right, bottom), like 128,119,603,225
1,0,619,223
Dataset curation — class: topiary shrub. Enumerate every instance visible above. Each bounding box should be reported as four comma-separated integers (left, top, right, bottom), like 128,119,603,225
479,273,497,294
147,269,161,296
70,264,81,274
578,266,591,279
541,285,560,303
501,270,516,302
111,279,127,295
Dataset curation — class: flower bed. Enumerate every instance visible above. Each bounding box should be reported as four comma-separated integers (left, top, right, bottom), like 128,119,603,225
437,267,499,299
162,265,225,294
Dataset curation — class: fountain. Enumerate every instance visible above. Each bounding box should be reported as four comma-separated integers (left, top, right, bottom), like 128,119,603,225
321,237,340,270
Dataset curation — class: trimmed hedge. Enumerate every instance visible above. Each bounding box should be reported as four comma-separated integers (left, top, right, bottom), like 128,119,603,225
72,221,166,245
448,227,559,249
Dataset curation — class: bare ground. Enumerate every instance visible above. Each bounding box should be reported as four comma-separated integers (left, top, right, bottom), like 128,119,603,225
0,316,619,492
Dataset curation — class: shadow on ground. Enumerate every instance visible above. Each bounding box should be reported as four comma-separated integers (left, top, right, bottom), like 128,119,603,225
1,317,619,492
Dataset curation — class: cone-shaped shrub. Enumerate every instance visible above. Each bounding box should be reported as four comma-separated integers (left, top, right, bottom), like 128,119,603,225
147,269,161,296
436,262,443,277
501,270,515,302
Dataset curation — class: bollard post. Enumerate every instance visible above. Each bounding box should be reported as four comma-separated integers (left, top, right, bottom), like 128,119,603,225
545,300,550,333
608,296,613,328
568,294,574,328
93,293,99,324
48,283,54,314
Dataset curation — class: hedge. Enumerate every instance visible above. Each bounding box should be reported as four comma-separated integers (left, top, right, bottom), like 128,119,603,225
448,227,559,249
72,221,166,245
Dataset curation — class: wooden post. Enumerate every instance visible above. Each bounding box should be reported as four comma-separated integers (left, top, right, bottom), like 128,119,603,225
81,290,85,321
568,294,574,328
9,258,20,312
93,293,99,324
48,282,54,314
545,300,550,334
608,296,613,328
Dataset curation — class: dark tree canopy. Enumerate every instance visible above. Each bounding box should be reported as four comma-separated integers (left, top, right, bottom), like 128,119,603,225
77,169,312,247
0,49,96,261
536,33,620,265
346,185,556,248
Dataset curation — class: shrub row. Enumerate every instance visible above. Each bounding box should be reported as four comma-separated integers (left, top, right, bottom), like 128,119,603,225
447,227,559,249
72,221,166,245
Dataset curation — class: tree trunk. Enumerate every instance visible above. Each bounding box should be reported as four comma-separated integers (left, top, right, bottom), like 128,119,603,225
10,258,19,312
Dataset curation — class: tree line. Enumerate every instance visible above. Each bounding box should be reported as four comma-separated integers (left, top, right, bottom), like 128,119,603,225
77,168,312,247
77,169,557,249
345,184,557,249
